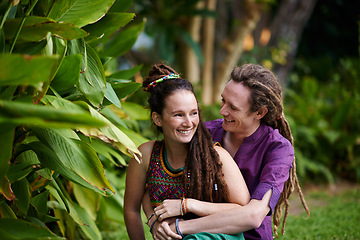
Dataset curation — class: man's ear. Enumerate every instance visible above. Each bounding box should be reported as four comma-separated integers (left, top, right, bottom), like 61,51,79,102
152,112,162,127
256,107,268,119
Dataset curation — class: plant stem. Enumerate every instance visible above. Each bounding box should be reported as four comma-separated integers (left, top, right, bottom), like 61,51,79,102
9,0,39,53
0,2,13,30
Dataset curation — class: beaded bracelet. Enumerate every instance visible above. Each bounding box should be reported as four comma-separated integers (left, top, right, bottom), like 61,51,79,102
149,219,157,234
175,218,184,238
146,212,156,225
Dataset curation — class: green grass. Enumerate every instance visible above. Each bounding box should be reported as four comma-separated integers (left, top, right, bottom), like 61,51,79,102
277,187,360,240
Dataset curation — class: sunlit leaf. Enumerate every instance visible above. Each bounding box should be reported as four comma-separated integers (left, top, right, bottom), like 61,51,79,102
73,184,100,221
48,0,116,28
0,54,58,89
33,127,115,196
121,100,150,120
0,99,107,128
79,106,141,162
108,0,133,12
4,16,87,41
104,83,122,109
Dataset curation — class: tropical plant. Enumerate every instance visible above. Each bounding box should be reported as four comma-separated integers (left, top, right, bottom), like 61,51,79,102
0,0,148,239
285,57,360,184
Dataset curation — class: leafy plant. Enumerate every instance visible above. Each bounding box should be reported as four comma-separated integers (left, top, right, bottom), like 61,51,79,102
285,58,360,184
0,0,148,238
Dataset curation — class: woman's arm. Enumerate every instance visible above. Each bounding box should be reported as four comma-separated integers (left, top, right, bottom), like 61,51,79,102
176,189,272,235
154,146,250,220
124,142,153,240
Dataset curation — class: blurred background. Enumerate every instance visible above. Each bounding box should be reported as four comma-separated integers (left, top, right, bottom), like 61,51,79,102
0,0,359,239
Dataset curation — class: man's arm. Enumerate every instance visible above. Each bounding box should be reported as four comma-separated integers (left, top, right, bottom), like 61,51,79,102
174,189,272,236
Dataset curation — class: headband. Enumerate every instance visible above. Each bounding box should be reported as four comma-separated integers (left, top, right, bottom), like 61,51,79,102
144,73,180,92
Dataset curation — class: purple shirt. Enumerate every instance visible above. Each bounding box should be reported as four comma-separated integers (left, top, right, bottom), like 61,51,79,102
205,119,294,240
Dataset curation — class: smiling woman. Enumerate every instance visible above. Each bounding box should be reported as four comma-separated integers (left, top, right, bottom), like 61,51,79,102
123,64,250,240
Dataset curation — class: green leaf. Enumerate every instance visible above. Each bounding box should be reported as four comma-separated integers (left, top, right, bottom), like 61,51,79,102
102,21,145,57
108,0,133,12
51,54,82,92
73,184,100,221
73,203,102,240
32,127,115,196
31,191,49,215
0,99,107,129
79,106,141,161
0,201,17,219
4,16,87,41
121,100,150,120
12,178,31,214
104,83,122,109
48,0,116,28
107,64,142,80
84,12,134,45
0,124,15,182
0,54,58,89
113,82,142,100
7,150,38,183
0,218,64,239
68,39,106,108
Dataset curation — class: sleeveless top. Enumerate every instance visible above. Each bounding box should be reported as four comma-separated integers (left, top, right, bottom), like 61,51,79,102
146,140,187,208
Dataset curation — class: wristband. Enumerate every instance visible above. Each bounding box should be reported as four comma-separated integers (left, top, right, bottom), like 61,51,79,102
175,218,184,238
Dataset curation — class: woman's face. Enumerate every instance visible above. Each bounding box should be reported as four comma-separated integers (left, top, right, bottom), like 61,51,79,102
220,80,262,137
153,90,199,144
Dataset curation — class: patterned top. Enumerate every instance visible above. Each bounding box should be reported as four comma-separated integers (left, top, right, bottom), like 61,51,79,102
146,140,186,208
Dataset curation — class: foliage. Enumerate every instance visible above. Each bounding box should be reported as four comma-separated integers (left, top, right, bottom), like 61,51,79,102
0,0,149,239
285,58,360,184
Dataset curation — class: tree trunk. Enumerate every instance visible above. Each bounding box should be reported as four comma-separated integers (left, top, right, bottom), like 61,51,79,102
183,1,204,85
212,0,262,103
201,0,217,105
269,0,318,85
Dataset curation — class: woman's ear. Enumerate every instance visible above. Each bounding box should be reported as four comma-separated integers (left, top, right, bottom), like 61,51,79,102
152,112,162,127
256,107,268,119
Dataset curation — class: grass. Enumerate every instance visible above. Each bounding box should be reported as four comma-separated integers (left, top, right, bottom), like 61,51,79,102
277,183,360,240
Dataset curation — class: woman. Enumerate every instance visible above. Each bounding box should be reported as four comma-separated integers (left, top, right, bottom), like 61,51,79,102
164,63,310,239
124,64,250,240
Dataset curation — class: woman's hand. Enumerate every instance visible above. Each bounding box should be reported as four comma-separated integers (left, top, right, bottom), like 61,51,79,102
151,217,182,240
154,199,182,221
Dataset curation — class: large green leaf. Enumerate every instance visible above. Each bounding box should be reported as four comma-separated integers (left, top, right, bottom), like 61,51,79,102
79,106,141,162
0,218,64,239
0,54,58,89
68,39,106,108
32,127,115,196
84,12,134,46
48,0,116,28
0,99,107,128
4,16,87,41
102,21,145,57
51,54,82,93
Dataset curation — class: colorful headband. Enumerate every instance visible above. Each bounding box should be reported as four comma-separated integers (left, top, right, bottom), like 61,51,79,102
145,73,180,92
